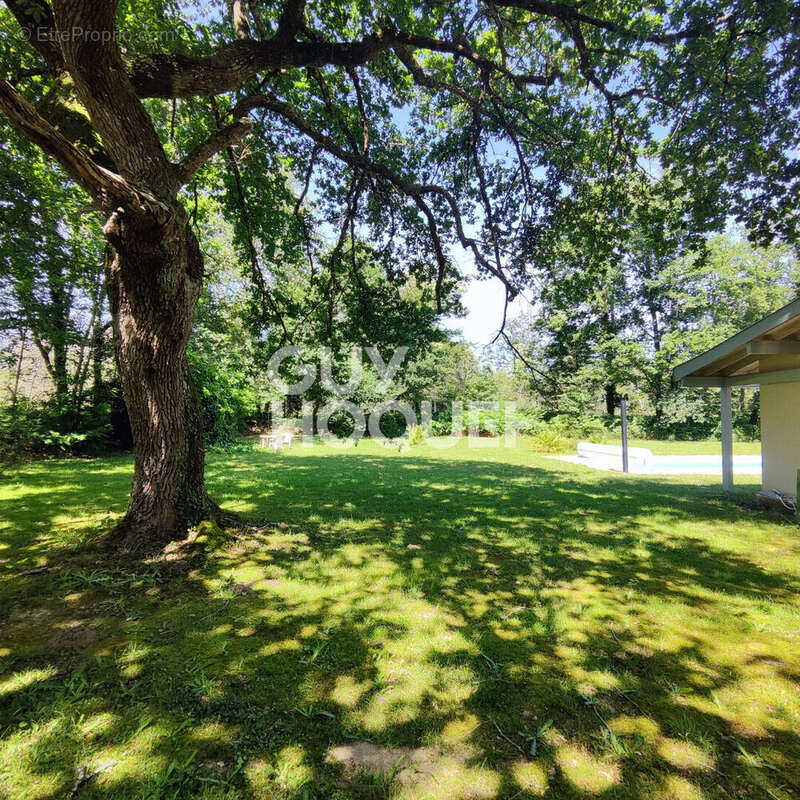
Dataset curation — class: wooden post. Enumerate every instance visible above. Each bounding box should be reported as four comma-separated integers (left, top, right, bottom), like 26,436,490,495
620,397,629,473
720,385,734,491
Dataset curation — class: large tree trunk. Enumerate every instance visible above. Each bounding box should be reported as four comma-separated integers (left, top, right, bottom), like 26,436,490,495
104,202,218,546
0,6,247,548
605,383,617,416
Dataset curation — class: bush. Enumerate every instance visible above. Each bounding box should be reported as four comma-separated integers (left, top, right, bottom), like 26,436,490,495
465,407,504,436
639,414,717,441
733,421,760,442
189,349,255,446
424,406,562,438
622,415,647,440
408,424,426,446
530,429,569,453
326,408,357,438
513,410,546,436
371,409,407,439
0,399,112,462
547,413,611,441
734,391,760,441
0,402,35,464
428,407,457,436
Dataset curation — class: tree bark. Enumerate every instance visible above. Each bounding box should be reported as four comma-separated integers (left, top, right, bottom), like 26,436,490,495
39,262,70,406
11,330,26,418
103,201,218,546
0,55,236,548
605,384,617,416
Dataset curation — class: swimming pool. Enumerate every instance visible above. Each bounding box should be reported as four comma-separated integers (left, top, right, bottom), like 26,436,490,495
642,454,762,475
557,445,763,475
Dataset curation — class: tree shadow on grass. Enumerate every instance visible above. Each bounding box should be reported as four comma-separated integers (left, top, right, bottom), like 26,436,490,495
1,449,799,798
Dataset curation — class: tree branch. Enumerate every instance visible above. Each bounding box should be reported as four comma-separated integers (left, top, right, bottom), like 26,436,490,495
0,79,167,220
51,0,173,195
234,93,518,297
229,0,253,40
293,144,320,276
127,28,554,99
247,0,269,39
173,119,254,187
276,0,307,41
211,100,294,344
4,0,63,72
497,328,550,390
493,1,739,46
346,67,370,153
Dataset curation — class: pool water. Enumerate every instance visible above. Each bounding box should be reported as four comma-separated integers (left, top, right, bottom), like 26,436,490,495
571,452,762,475
645,454,762,475
560,453,761,476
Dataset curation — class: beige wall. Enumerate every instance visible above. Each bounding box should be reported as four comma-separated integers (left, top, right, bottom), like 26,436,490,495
760,381,800,498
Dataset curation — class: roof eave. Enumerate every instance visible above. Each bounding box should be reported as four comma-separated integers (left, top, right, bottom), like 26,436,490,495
672,297,800,385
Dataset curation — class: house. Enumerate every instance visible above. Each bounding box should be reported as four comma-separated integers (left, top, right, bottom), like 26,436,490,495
673,298,800,506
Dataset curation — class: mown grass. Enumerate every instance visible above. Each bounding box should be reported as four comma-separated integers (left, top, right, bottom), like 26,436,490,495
1,437,798,800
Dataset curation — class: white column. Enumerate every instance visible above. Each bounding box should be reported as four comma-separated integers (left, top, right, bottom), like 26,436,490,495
720,385,734,491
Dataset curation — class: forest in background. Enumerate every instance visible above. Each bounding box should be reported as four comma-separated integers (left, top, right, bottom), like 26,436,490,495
1,0,798,464
3,123,798,458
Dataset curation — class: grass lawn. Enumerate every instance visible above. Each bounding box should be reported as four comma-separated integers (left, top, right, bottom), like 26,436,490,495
1,437,798,799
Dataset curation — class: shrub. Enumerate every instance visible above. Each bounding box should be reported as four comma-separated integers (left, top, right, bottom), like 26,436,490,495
189,348,255,446
530,430,568,453
639,414,716,441
372,409,407,439
622,415,647,440
427,407,458,437
0,399,113,462
425,407,553,438
465,408,503,436
326,408,357,438
513,411,546,436
430,417,455,436
0,402,36,464
408,424,426,446
733,421,760,442
547,414,610,441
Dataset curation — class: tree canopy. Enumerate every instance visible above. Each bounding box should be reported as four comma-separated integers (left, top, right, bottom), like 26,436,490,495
1,0,798,542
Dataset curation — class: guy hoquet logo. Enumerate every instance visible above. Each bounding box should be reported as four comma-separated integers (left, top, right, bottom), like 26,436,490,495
266,346,519,448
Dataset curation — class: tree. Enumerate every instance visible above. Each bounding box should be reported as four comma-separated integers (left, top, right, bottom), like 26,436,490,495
0,1,797,545
508,226,799,432
640,231,800,433
0,121,107,424
405,341,493,407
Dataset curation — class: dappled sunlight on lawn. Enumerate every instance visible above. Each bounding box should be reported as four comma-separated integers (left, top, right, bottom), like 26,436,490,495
1,439,799,798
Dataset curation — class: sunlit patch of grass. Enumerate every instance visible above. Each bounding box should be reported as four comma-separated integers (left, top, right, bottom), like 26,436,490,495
556,742,622,792
273,744,312,791
0,666,58,698
609,714,661,743
404,753,500,799
511,760,549,796
657,737,716,772
331,674,373,708
657,774,709,799
1,438,799,798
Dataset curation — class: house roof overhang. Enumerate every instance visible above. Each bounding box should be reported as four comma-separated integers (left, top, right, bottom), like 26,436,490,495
673,298,800,388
